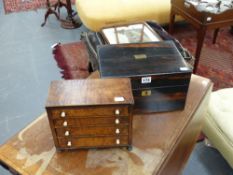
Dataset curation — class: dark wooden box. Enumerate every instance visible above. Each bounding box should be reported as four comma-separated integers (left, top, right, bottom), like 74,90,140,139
45,78,134,151
98,41,192,113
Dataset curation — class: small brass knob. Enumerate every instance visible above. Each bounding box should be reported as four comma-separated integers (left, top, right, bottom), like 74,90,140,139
115,109,120,115
61,111,66,118
116,139,120,145
115,119,120,124
115,128,120,134
65,131,69,136
63,121,67,127
67,141,72,147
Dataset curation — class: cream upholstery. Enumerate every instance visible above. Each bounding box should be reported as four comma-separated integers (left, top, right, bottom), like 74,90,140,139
76,0,183,31
203,88,233,168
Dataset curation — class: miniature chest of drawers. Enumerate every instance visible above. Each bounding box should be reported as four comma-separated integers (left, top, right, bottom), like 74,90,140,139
45,78,134,151
98,41,192,113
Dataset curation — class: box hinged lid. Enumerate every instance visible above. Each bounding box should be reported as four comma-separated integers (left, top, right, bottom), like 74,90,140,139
98,41,192,78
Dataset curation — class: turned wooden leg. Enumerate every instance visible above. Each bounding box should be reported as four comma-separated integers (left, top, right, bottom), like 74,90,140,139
41,8,60,27
169,8,176,34
194,26,206,73
41,0,59,27
54,0,68,16
213,28,219,44
41,9,51,27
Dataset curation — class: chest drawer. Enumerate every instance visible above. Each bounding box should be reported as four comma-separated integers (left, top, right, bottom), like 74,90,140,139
55,125,129,137
45,78,134,150
49,106,129,119
53,116,129,128
57,136,129,148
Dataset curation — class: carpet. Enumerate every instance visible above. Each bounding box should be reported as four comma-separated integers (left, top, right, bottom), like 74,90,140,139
172,24,233,90
52,42,90,80
3,0,75,14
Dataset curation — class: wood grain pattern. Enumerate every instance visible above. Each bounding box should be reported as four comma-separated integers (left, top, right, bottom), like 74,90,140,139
98,42,192,113
57,136,129,149
55,125,129,137
53,117,129,128
46,78,134,107
46,78,134,150
131,73,190,90
0,74,213,175
133,85,188,113
98,41,192,78
49,105,129,119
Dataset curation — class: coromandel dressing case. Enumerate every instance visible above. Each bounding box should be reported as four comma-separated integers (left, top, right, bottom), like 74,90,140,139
98,41,192,113
46,78,134,151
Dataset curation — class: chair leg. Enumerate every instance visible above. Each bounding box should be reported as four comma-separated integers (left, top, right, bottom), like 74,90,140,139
54,0,68,16
193,26,206,73
169,8,176,34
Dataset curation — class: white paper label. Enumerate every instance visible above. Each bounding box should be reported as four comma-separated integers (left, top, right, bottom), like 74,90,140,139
141,77,151,84
114,96,125,102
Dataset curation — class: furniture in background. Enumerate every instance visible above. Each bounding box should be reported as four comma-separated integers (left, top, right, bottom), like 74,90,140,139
202,88,233,169
42,0,81,29
41,0,66,27
76,0,182,32
60,0,81,29
169,0,233,73
0,74,212,175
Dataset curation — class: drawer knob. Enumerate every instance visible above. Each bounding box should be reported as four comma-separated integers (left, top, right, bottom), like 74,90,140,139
61,112,66,118
115,109,120,115
115,119,120,124
207,17,212,22
63,121,68,127
65,131,69,136
67,141,72,147
115,128,120,134
116,139,120,145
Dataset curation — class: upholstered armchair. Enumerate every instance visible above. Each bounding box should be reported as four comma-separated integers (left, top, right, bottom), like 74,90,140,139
202,88,233,168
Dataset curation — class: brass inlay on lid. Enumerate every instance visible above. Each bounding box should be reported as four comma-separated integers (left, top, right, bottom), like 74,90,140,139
134,54,147,60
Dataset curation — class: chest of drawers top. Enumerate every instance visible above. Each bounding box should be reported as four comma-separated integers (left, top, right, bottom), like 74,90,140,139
46,78,134,108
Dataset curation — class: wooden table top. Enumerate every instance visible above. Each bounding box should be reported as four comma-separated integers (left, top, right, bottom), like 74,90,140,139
0,74,212,175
